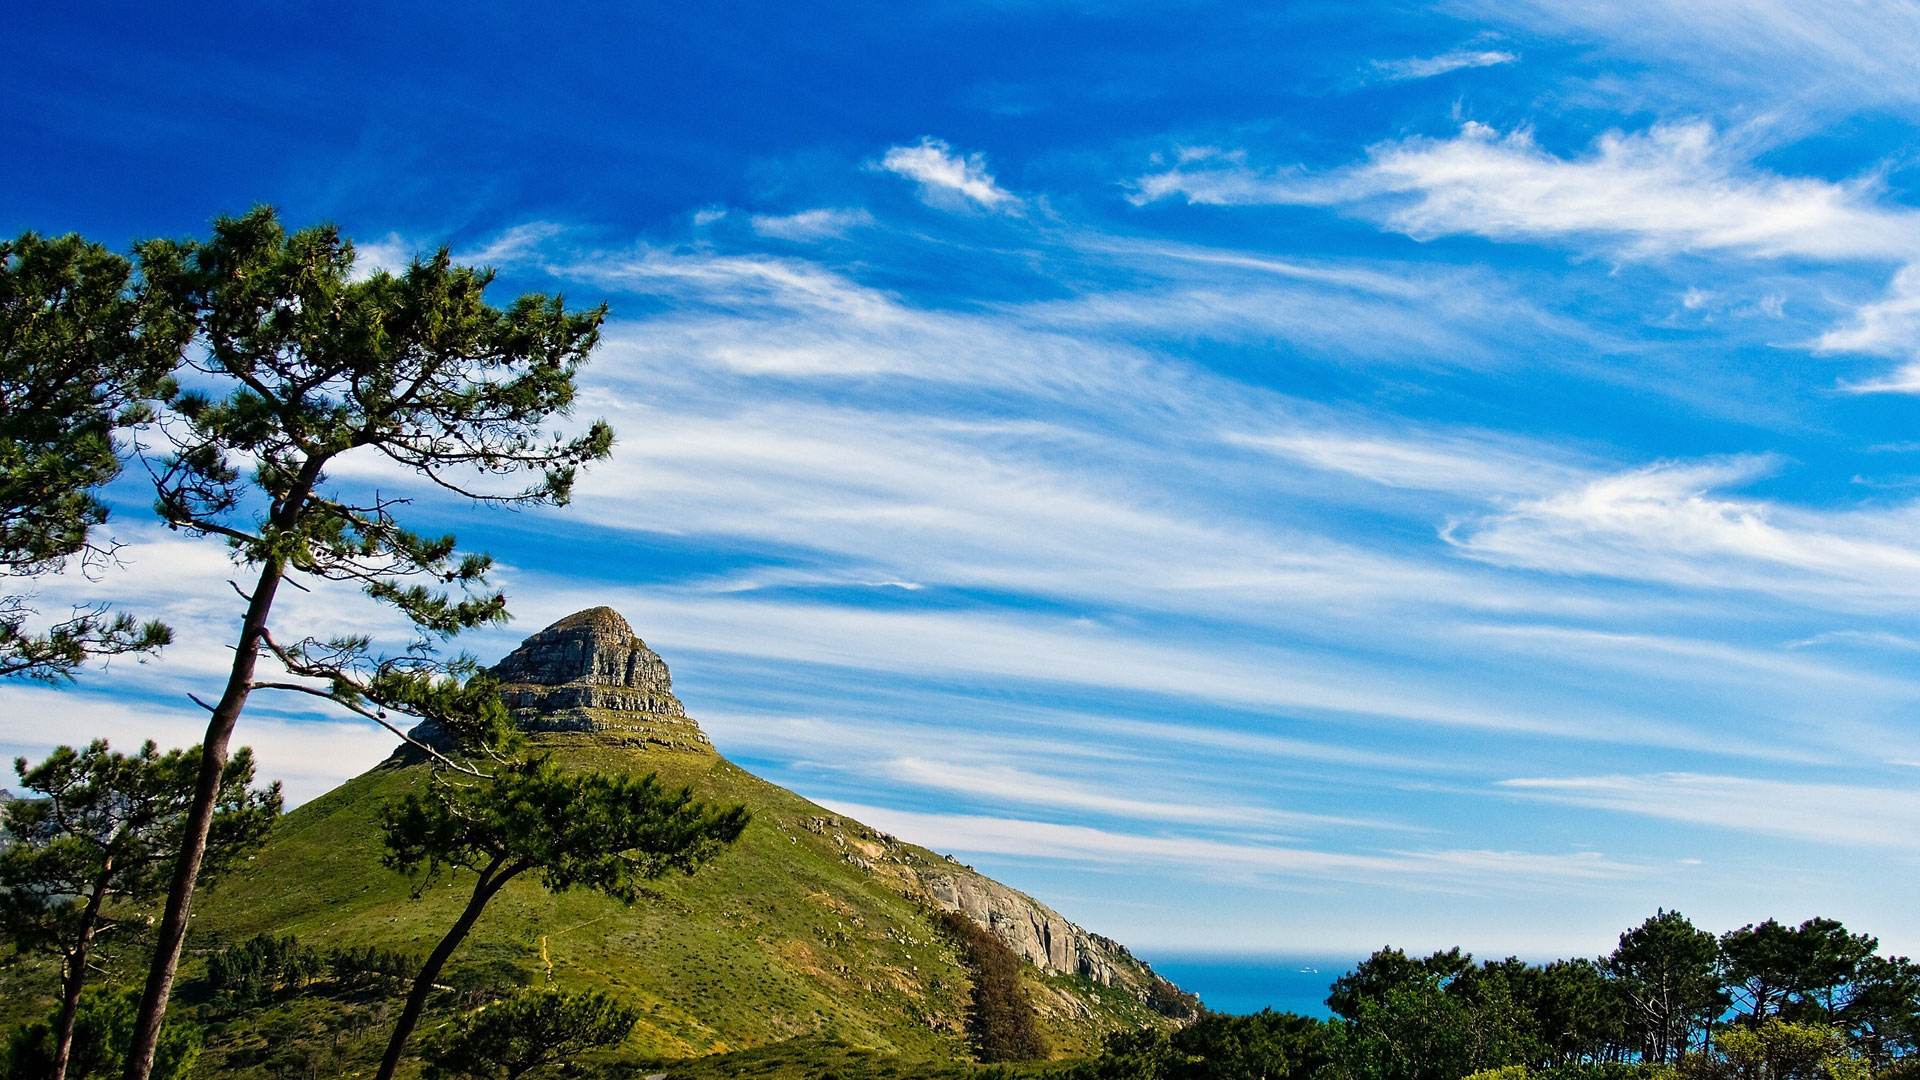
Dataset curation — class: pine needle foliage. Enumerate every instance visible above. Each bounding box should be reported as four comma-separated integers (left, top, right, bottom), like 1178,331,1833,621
0,740,278,1080
0,231,180,679
425,988,641,1079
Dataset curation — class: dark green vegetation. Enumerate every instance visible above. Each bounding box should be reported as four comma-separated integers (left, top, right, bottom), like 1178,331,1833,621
0,230,176,679
204,934,418,1005
5,989,203,1080
422,988,639,1079
0,741,279,1080
1068,909,1920,1080
939,909,1048,1062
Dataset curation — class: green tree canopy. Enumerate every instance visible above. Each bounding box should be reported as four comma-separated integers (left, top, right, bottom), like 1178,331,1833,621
2,988,201,1080
0,231,179,680
1328,947,1473,1021
1684,1019,1870,1080
1073,1010,1333,1080
1529,958,1630,1068
1330,976,1540,1080
424,988,640,1080
0,740,277,1080
1841,955,1920,1069
1608,910,1727,1065
1723,918,1879,1027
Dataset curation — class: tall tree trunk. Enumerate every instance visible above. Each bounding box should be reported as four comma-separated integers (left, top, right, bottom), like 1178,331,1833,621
375,864,517,1080
53,852,115,1080
120,556,283,1080
124,456,324,1080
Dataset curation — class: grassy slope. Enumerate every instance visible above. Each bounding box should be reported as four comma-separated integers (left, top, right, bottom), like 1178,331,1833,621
185,731,1161,1073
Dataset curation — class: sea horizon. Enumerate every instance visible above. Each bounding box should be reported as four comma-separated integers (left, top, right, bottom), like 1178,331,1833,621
1140,954,1361,1018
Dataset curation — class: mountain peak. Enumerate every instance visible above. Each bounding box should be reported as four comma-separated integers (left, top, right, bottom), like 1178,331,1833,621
487,608,709,749
544,604,633,636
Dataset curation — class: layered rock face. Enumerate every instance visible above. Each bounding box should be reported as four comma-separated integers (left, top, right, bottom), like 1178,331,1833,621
920,870,1130,986
799,813,1158,996
487,607,710,750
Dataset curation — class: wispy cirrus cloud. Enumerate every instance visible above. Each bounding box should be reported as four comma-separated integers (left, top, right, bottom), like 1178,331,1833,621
1817,263,1920,390
1370,49,1518,82
881,755,1403,832
824,801,1642,890
1226,427,1590,498
0,683,396,804
877,136,1022,210
1497,772,1920,849
1131,120,1920,391
348,221,569,281
1445,456,1920,610
1136,121,1920,261
1460,0,1920,119
749,207,875,240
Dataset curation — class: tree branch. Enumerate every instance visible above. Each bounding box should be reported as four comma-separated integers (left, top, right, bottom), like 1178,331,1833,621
249,680,491,779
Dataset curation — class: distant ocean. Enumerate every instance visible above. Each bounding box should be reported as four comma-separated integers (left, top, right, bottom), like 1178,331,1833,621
1141,955,1357,1018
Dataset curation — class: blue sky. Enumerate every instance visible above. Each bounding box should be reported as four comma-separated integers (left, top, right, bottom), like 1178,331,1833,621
8,1,1920,961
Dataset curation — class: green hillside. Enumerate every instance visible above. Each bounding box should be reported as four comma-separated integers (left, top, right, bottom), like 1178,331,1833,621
168,609,1185,1075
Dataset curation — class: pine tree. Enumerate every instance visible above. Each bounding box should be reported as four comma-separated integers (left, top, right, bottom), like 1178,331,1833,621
374,741,747,1079
424,988,641,1079
1,231,179,680
1606,908,1726,1063
0,740,278,1080
118,207,613,1080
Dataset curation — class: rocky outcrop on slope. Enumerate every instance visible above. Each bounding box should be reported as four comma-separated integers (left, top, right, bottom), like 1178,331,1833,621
487,607,710,750
918,870,1131,986
794,812,1168,1003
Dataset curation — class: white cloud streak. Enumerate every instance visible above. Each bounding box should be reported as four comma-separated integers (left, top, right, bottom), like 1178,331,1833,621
749,207,875,240
1498,772,1920,849
1136,122,1920,261
1371,49,1518,82
0,683,396,805
824,801,1642,889
1459,0,1920,119
1818,263,1920,392
878,137,1021,210
1447,457,1920,610
882,756,1401,832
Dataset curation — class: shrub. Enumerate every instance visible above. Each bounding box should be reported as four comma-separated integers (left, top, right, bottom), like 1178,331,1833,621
1146,977,1202,1020
425,988,639,1079
206,932,419,1005
1,987,200,1080
937,910,1047,1062
206,934,322,1003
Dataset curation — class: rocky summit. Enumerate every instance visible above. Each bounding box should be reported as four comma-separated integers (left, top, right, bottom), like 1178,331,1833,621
487,606,710,750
